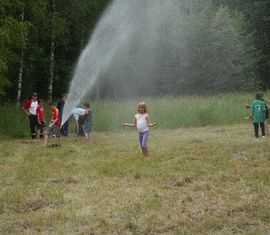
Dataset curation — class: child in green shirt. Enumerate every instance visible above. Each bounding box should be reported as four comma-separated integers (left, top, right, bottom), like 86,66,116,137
246,92,266,138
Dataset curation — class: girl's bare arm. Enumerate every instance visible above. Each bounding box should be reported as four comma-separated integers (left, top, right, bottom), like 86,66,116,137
123,116,136,127
147,114,157,127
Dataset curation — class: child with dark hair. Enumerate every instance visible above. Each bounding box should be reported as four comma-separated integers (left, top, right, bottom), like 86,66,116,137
71,107,86,136
22,92,38,139
44,102,61,146
245,92,269,136
246,92,266,138
37,99,46,138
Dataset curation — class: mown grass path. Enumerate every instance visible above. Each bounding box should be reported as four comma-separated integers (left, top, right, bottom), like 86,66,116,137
0,124,270,234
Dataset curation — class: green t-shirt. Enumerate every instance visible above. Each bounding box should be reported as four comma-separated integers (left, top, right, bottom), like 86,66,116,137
251,99,266,123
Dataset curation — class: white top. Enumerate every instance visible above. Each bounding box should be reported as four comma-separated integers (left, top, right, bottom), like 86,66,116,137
29,101,38,115
135,113,149,133
71,108,86,121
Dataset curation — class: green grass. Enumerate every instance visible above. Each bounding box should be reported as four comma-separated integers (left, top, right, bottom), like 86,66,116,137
0,93,254,138
0,124,270,234
93,93,253,130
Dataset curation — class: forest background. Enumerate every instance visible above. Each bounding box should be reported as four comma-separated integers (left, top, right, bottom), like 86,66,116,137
0,0,269,102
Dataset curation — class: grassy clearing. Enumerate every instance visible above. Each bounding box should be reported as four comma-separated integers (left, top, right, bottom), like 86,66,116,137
93,93,254,131
0,124,270,234
0,93,254,138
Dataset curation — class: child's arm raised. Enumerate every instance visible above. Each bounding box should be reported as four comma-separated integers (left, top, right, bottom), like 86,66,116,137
244,103,251,109
123,116,136,127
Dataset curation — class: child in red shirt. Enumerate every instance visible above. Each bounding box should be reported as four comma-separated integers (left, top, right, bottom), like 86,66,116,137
22,92,38,139
37,99,46,138
44,102,61,146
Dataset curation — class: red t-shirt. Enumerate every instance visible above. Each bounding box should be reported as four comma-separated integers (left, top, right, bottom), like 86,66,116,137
51,106,61,126
37,106,45,123
23,100,38,115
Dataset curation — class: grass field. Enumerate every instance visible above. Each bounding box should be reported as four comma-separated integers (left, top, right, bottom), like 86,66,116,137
1,124,270,234
0,93,255,139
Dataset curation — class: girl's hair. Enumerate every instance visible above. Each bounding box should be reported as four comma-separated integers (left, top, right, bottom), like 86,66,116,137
138,102,147,113
84,102,90,108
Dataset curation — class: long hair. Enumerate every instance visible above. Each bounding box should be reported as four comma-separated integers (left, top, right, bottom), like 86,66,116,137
138,102,147,113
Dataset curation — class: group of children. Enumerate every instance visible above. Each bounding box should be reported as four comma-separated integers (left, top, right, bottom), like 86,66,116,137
23,91,268,158
23,93,156,158
22,93,92,146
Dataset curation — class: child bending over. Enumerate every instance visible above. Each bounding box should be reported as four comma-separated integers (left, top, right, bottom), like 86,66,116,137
81,102,93,139
44,102,61,146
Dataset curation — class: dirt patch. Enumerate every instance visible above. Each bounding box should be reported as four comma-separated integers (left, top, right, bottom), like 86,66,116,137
14,221,32,231
173,177,193,187
1,196,61,214
47,143,61,148
49,177,79,184
25,197,55,212
227,204,259,216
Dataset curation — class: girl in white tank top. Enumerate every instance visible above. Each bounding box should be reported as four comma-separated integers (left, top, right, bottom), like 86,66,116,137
123,102,157,159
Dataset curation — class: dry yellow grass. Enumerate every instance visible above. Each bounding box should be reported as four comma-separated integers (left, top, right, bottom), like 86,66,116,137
0,124,270,234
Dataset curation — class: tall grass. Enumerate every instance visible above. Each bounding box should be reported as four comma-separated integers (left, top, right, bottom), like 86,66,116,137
93,93,253,130
0,93,254,138
0,105,29,138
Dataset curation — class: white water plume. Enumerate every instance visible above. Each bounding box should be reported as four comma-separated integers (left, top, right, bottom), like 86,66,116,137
62,0,253,125
62,0,184,124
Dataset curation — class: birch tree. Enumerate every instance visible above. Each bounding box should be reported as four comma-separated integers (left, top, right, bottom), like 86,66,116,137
16,9,25,106
48,0,55,102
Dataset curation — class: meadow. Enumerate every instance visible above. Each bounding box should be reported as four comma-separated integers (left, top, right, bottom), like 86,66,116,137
0,94,270,234
0,125,270,234
0,93,253,138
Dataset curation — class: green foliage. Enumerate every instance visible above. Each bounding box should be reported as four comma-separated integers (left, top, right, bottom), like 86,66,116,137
213,0,270,89
92,0,259,97
0,0,30,97
0,105,28,138
0,0,269,100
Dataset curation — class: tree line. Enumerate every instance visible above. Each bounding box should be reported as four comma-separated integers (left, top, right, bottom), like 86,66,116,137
0,0,110,103
0,0,269,102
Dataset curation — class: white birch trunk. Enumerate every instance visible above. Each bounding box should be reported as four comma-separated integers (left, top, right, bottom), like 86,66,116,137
48,39,55,102
16,11,25,106
17,51,24,106
48,0,55,102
